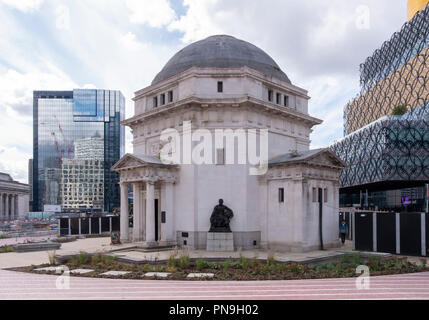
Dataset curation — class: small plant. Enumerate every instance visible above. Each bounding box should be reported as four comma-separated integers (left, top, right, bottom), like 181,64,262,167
391,104,408,116
267,249,276,266
177,251,190,269
0,245,14,253
91,253,102,265
352,253,361,265
168,254,177,268
223,259,232,271
103,255,116,266
289,149,301,158
196,258,209,271
420,259,427,268
48,251,57,265
78,251,89,264
68,256,79,266
239,257,250,270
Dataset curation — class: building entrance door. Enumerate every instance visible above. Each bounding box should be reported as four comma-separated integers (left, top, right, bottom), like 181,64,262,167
154,199,159,241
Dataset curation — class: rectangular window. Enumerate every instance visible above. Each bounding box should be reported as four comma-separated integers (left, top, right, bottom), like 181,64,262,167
168,91,173,103
216,148,225,165
268,89,273,102
217,81,223,93
161,93,165,105
153,96,158,108
276,93,281,104
279,188,284,203
324,188,328,203
284,95,289,107
312,188,317,203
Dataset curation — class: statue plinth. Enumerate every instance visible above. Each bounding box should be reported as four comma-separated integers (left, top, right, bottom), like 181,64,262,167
206,232,234,252
207,199,234,251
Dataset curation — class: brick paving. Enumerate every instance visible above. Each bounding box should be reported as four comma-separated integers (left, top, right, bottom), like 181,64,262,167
1,269,429,300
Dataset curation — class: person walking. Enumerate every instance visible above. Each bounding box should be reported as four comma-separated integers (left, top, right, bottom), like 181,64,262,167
339,220,348,245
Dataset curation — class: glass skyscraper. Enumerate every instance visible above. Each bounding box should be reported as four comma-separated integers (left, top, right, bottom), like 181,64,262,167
33,89,125,212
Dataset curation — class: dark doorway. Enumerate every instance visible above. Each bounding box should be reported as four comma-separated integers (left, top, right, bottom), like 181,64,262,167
355,212,373,251
377,213,396,253
155,199,159,241
400,213,421,256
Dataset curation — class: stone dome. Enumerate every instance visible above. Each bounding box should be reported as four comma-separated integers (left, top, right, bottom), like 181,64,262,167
152,35,291,85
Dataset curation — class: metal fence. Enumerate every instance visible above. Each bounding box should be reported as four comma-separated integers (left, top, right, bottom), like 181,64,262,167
347,210,428,257
58,216,120,236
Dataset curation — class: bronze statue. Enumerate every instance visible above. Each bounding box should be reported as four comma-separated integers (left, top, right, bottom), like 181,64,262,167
209,199,234,232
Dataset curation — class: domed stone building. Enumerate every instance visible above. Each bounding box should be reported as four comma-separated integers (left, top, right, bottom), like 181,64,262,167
113,35,344,252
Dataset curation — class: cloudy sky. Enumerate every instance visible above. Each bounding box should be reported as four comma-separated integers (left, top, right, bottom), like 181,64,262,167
0,0,407,183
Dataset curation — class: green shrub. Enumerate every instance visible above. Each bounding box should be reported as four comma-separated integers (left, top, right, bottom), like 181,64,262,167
68,256,79,266
177,254,190,269
239,257,250,270
352,253,361,265
103,255,116,265
168,254,177,268
391,104,408,116
196,258,209,271
77,251,89,264
0,245,14,253
223,259,232,270
91,254,102,265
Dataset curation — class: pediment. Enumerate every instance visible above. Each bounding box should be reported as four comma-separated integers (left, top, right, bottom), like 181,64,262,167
111,154,146,171
306,150,346,168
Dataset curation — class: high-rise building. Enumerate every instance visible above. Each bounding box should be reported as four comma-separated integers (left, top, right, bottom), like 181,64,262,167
60,136,105,210
33,89,125,212
331,4,429,212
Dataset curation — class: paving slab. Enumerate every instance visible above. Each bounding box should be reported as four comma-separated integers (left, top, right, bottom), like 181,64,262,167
100,271,130,276
144,272,171,278
70,269,94,274
187,273,214,278
34,266,63,272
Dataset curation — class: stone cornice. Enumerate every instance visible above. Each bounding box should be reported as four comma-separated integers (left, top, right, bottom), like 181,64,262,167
123,96,322,127
134,66,309,100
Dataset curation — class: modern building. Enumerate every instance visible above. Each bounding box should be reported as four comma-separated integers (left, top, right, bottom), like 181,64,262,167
113,35,344,252
33,89,125,213
0,172,30,221
60,136,105,210
331,3,429,212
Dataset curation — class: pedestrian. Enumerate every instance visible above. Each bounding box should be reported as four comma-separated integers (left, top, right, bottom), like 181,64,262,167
339,220,348,245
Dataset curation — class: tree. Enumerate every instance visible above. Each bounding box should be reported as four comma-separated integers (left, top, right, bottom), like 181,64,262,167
391,104,408,116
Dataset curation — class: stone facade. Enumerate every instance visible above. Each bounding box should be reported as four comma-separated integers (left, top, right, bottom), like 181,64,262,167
0,172,30,221
113,35,344,252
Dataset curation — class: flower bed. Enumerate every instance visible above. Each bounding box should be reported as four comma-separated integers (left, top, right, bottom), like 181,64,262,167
10,252,429,281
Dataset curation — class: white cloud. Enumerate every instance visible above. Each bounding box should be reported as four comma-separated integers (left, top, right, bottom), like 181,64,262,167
126,0,177,28
0,0,408,181
1,0,44,12
168,0,222,43
0,146,30,183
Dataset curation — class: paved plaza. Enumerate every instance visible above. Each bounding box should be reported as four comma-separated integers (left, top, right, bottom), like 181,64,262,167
1,237,428,300
1,269,429,300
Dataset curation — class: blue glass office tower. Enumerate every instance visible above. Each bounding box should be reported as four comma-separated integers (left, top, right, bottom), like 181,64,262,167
33,89,125,212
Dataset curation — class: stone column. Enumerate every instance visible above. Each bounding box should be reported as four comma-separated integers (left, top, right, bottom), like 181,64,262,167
120,183,130,242
0,194,3,220
145,181,156,244
164,181,174,242
133,182,143,242
10,195,15,220
14,195,18,219
5,194,9,220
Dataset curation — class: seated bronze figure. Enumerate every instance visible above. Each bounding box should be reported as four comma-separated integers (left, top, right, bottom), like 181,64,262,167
209,199,234,232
